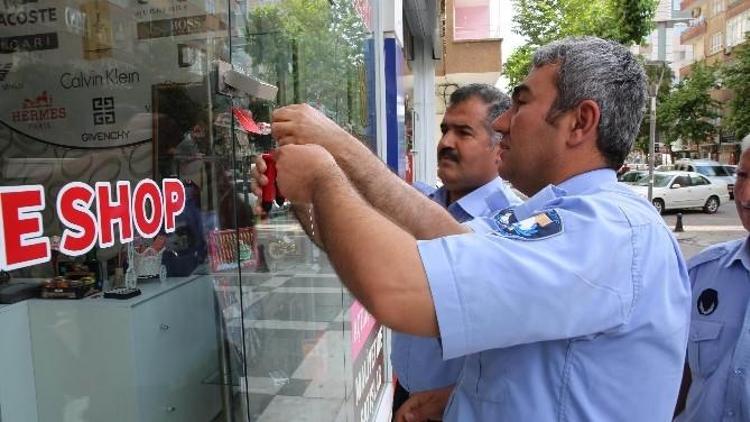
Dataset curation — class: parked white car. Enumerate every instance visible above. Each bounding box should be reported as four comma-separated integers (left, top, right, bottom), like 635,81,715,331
628,171,730,214
618,170,647,184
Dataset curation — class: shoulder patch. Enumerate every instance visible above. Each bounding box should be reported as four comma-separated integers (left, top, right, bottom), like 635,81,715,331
688,245,731,270
492,208,563,241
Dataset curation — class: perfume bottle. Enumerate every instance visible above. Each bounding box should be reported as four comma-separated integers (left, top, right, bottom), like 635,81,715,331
82,0,113,60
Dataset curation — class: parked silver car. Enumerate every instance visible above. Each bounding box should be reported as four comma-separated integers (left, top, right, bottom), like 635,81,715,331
674,159,736,199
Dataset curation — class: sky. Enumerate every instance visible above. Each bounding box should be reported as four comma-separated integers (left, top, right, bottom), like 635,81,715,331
495,0,527,91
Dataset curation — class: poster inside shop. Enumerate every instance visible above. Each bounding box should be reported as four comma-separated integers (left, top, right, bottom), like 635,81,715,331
0,0,226,149
350,300,386,422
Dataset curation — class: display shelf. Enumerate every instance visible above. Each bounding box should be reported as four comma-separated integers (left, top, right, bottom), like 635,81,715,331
28,275,222,422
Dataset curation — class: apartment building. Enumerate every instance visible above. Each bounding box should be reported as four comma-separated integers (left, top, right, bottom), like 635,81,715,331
632,0,693,82
680,0,750,74
679,0,749,161
436,0,502,113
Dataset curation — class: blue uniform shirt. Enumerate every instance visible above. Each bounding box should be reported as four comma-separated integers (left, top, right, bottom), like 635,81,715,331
391,177,521,392
677,236,750,422
417,169,691,421
429,177,521,225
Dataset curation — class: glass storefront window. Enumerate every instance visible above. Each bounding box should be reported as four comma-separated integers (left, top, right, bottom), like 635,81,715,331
0,0,386,421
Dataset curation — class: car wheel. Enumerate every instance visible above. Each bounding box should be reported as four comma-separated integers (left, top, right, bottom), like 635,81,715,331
703,196,720,214
652,199,665,214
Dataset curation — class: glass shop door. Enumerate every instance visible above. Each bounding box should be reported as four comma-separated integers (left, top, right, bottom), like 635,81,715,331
220,0,388,421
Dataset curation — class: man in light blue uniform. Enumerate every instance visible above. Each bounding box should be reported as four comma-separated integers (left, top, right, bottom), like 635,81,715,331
675,141,750,421
263,36,691,421
391,84,521,405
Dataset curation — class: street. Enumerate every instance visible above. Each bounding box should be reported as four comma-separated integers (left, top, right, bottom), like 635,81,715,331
661,201,746,259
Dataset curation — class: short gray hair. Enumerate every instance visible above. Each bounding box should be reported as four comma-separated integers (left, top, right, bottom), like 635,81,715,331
448,83,510,144
533,37,647,169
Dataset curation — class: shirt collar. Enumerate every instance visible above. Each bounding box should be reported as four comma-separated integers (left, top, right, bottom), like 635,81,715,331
725,236,750,272
454,177,506,218
556,168,618,196
512,169,616,221
429,186,449,207
431,177,506,218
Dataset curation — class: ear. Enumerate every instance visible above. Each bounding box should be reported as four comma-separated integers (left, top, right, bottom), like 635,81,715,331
569,99,601,148
492,142,502,165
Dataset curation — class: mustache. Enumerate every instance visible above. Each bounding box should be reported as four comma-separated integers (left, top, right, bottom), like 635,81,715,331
438,148,459,162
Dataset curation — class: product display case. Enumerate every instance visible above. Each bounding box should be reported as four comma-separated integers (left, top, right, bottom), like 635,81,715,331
29,276,220,422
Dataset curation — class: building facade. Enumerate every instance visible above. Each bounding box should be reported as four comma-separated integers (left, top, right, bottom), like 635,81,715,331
679,0,750,162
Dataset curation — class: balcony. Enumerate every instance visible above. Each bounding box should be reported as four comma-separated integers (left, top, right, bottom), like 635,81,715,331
680,20,707,43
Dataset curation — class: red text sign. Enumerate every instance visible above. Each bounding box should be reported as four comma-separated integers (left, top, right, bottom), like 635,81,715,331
0,179,185,271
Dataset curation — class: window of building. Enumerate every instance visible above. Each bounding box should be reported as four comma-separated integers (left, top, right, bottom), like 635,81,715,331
726,11,750,47
454,0,501,41
712,0,726,16
709,31,724,54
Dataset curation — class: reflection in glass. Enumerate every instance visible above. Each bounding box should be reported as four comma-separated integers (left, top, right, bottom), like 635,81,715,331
0,0,381,420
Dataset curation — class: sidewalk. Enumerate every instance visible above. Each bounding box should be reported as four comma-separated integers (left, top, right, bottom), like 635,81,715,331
671,224,746,259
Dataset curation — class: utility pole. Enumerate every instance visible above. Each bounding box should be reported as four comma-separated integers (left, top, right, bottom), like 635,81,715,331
648,65,665,202
646,11,691,201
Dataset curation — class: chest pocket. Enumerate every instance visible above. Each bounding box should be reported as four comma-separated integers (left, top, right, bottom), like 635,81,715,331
688,319,724,379
456,352,508,404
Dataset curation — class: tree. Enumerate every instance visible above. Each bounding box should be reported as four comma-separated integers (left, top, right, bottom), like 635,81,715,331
503,0,658,87
610,0,660,45
657,63,720,148
634,62,674,153
502,45,534,89
723,35,750,140
244,0,369,132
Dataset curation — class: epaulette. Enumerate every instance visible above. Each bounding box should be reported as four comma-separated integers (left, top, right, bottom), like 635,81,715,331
687,243,733,270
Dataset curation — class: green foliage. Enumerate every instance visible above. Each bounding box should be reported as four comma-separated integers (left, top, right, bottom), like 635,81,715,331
609,0,659,45
634,62,674,153
244,0,369,132
504,0,657,86
723,35,750,140
512,0,561,46
657,63,720,147
503,46,534,89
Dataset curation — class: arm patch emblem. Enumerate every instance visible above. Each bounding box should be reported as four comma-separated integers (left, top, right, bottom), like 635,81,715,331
492,209,563,241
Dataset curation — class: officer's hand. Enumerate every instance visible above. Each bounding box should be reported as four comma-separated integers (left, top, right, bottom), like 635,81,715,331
275,144,340,204
272,104,350,148
250,156,268,215
395,385,453,422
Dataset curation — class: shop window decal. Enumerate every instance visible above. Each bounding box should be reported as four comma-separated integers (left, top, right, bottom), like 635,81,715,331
0,185,51,271
0,62,11,82
0,178,185,271
57,182,98,256
92,96,115,125
95,181,134,248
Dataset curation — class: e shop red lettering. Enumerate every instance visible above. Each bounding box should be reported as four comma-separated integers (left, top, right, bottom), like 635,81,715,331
0,179,185,271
